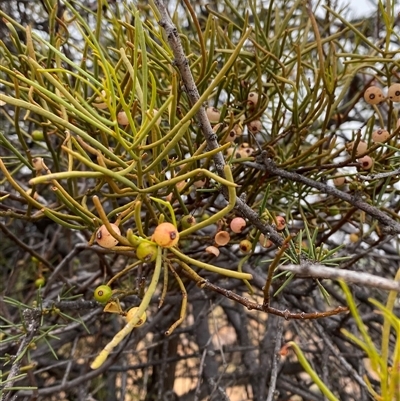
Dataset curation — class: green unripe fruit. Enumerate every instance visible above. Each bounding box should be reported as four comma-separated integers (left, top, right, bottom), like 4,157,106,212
328,206,340,216
94,285,113,303
35,277,46,288
32,130,44,141
200,213,211,222
136,241,157,262
181,215,196,230
31,256,40,264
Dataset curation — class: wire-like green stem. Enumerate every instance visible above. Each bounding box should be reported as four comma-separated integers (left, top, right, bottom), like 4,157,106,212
149,197,177,227
0,94,127,167
170,247,252,281
180,165,236,237
142,120,191,173
91,246,163,369
164,264,187,335
107,260,142,287
381,267,400,396
288,341,339,401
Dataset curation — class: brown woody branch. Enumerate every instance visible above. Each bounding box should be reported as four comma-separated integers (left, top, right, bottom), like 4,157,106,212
200,280,348,319
152,0,283,246
257,153,400,234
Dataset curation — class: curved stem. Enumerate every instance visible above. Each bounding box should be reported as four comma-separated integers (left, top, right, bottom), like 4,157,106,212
170,247,252,281
180,165,236,237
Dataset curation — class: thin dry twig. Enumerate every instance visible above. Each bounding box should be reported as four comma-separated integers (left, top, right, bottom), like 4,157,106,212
278,263,400,292
0,222,54,270
314,321,368,390
258,154,400,234
265,317,284,401
43,243,88,296
208,378,231,401
200,280,348,319
15,355,123,397
357,168,400,181
263,235,292,307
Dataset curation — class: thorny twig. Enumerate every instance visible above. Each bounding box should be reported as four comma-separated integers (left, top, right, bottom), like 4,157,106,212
0,302,102,355
1,309,41,401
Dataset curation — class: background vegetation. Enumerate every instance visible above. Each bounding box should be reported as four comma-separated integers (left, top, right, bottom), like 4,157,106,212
0,0,399,400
